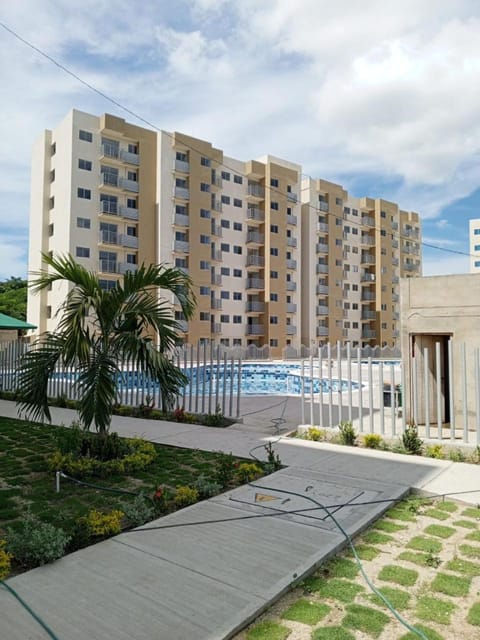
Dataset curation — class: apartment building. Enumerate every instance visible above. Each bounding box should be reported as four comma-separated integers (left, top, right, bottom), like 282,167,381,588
469,219,480,273
301,179,421,347
28,109,421,354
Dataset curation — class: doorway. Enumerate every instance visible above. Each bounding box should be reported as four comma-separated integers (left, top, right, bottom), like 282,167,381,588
410,333,451,425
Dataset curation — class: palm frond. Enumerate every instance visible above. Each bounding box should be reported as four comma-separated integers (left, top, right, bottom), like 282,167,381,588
75,351,119,433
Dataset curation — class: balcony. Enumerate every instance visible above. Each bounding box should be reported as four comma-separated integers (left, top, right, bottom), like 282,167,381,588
316,284,329,294
100,201,118,216
246,301,265,313
211,323,221,334
120,149,140,165
211,175,222,189
317,222,329,233
211,199,222,212
361,272,375,283
361,309,376,320
316,242,328,253
120,234,138,249
316,305,328,315
286,281,297,291
316,326,328,337
360,234,375,246
246,254,264,267
98,259,117,273
174,240,189,253
119,177,139,193
393,312,400,320
392,239,399,248
211,273,222,286
99,230,118,245
392,257,399,266
391,221,399,231
392,275,399,284
286,325,297,335
246,278,265,290
361,253,375,265
362,329,376,339
404,228,420,238
246,324,264,336
393,329,400,338
287,191,298,203
286,303,297,313
211,224,222,237
211,298,222,310
404,263,417,271
118,262,138,275
247,183,264,199
286,214,297,225
318,201,329,212
119,205,139,221
361,291,375,301
174,186,189,200
101,142,119,159
174,213,189,227
246,231,264,245
316,264,328,274
100,173,119,188
287,237,297,248
177,320,189,332
247,207,264,223
211,249,222,261
392,293,400,302
175,159,190,173
362,216,375,227
286,259,297,270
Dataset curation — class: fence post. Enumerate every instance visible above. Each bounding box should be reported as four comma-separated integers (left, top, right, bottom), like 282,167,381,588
448,338,455,440
357,347,363,433
309,355,314,426
462,343,468,443
318,347,324,429
423,347,430,440
436,341,442,441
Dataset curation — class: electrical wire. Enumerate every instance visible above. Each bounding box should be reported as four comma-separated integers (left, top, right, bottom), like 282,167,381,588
0,20,473,262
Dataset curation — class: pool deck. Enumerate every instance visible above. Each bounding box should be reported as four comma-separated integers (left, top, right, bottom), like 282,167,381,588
2,399,480,640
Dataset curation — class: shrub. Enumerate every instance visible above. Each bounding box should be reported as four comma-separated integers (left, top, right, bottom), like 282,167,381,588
264,441,282,472
305,427,326,441
339,421,357,446
214,451,238,486
448,449,466,462
6,514,70,568
201,404,225,427
363,434,383,449
0,540,12,580
174,486,199,507
152,484,174,513
122,494,155,527
55,420,84,455
80,509,124,537
193,475,223,499
237,463,263,483
402,424,423,455
425,444,444,459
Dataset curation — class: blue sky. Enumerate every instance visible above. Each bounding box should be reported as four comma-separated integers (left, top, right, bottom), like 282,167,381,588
0,0,479,279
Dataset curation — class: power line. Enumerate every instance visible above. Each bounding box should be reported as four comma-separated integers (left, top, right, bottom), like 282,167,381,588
0,20,473,262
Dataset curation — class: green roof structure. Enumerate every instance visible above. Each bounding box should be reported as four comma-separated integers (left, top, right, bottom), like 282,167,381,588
0,313,36,330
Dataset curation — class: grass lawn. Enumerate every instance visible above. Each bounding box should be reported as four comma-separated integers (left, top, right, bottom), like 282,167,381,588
0,416,266,569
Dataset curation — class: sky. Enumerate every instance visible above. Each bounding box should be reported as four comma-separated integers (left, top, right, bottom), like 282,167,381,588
1,0,479,279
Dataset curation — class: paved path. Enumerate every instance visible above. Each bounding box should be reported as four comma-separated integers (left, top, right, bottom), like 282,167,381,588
1,400,480,639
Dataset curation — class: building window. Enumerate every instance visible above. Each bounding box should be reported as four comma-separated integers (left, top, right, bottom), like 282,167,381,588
221,267,230,276
126,254,137,265
270,339,278,347
270,270,278,279
234,175,243,184
270,316,278,324
270,225,278,233
220,314,230,323
221,291,230,299
48,223,54,237
381,210,386,218
127,198,137,209
50,169,55,182
46,305,52,319
99,279,116,291
233,315,242,324
270,178,279,187
271,202,279,211
233,198,242,207
79,130,93,142
176,151,188,162
270,248,278,256
200,183,210,192
76,247,90,258
126,225,137,237
335,197,342,205
200,261,210,270
380,229,386,236
78,159,92,171
77,188,91,200
475,261,480,268
77,217,91,229
200,312,210,321
49,196,55,209
51,142,56,156
233,222,242,231
221,243,230,252
221,219,230,228
353,322,358,329
200,208,210,218
200,156,211,167
221,171,230,181
474,229,480,235
199,286,210,295
233,246,242,255
233,292,242,300
175,258,188,268
474,245,480,252
200,235,210,244
221,195,230,205
128,143,138,154
233,268,242,277
270,293,278,301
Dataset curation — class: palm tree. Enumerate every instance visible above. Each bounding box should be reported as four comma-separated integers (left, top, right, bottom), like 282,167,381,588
17,253,196,434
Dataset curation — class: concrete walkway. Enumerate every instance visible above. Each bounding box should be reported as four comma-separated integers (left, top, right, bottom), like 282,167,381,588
2,400,480,639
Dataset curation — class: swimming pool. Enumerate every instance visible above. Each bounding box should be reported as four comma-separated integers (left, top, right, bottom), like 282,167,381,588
181,362,359,396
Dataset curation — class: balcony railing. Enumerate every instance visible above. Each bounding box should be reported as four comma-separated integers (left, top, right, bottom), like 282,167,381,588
316,326,329,337
286,259,297,270
174,240,189,253
318,201,329,212
286,325,297,335
286,214,297,226
361,253,375,264
392,275,400,284
246,254,264,267
246,231,264,244
211,249,222,261
287,192,298,203
362,216,375,227
174,186,190,200
211,199,222,212
119,205,139,220
101,143,119,159
101,173,119,188
211,274,222,286
99,230,118,245
360,235,375,246
247,207,264,222
246,324,264,335
404,263,417,271
361,310,376,320
211,224,222,237
174,213,189,227
119,177,139,193
392,293,400,302
286,282,297,291
316,305,328,315
246,301,265,312
211,175,222,188
176,320,189,332
392,257,399,266
120,149,140,165
287,237,297,248
362,329,376,339
120,234,138,249
211,299,222,310
247,184,264,198
361,272,375,283
316,243,328,253
211,323,221,334
317,222,329,233
316,284,329,294
100,200,118,215
118,262,138,275
316,264,328,273
391,221,399,230
175,159,190,173
361,291,375,301
246,278,265,290
286,303,297,313
98,260,117,273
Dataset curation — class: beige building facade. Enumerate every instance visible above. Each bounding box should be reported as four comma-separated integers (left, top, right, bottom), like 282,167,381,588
28,109,421,355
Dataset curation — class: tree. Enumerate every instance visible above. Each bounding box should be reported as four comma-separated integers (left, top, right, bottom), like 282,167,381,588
0,277,28,320
17,254,196,434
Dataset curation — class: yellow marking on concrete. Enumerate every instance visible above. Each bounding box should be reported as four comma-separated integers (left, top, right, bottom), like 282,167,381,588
255,493,280,503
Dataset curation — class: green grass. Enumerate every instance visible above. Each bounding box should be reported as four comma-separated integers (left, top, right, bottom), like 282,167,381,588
342,604,390,638
303,578,364,603
361,530,393,545
446,557,480,576
246,621,290,640
406,536,442,553
431,572,471,597
416,595,456,624
385,507,416,522
322,557,359,579
423,508,450,521
461,507,480,520
460,544,480,559
467,602,480,626
434,501,458,513
423,524,456,539
312,628,355,640
378,564,419,586
465,530,480,542
281,599,330,624
453,519,477,529
346,544,380,561
372,519,407,533
397,551,441,568
399,624,445,639
367,586,411,610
